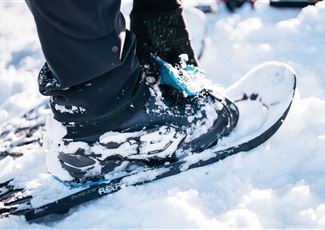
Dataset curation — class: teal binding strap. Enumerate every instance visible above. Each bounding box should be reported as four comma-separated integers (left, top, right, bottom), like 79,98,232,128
155,56,206,97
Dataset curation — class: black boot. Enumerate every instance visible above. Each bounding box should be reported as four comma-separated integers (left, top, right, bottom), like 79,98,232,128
130,7,198,83
45,70,238,183
44,6,238,184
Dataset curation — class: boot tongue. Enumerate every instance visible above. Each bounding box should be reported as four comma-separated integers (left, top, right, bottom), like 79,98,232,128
155,56,206,97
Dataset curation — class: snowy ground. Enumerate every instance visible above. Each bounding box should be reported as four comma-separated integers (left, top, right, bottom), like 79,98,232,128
1,0,325,228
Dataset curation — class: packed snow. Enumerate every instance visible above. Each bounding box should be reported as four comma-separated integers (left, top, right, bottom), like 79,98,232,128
1,0,325,228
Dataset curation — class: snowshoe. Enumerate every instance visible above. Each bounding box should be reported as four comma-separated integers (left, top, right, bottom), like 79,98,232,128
0,61,296,222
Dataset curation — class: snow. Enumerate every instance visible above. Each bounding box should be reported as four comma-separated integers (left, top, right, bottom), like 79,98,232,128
53,104,86,114
1,0,325,228
0,2,43,125
44,115,74,182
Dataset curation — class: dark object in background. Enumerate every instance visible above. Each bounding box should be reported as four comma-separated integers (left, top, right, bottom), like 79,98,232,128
195,2,218,14
222,0,256,12
270,0,322,7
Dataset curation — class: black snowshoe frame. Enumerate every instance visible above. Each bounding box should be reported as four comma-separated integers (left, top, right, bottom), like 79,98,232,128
0,77,295,222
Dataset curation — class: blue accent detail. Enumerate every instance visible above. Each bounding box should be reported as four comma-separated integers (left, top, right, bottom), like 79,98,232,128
52,174,109,190
155,56,205,96
183,65,205,76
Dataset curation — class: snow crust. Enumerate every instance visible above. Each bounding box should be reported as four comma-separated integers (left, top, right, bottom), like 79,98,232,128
1,1,325,228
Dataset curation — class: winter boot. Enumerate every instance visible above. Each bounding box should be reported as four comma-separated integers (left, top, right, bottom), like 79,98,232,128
43,6,239,184
44,66,239,184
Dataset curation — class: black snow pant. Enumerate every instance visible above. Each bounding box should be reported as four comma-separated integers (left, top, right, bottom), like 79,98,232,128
25,0,180,141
